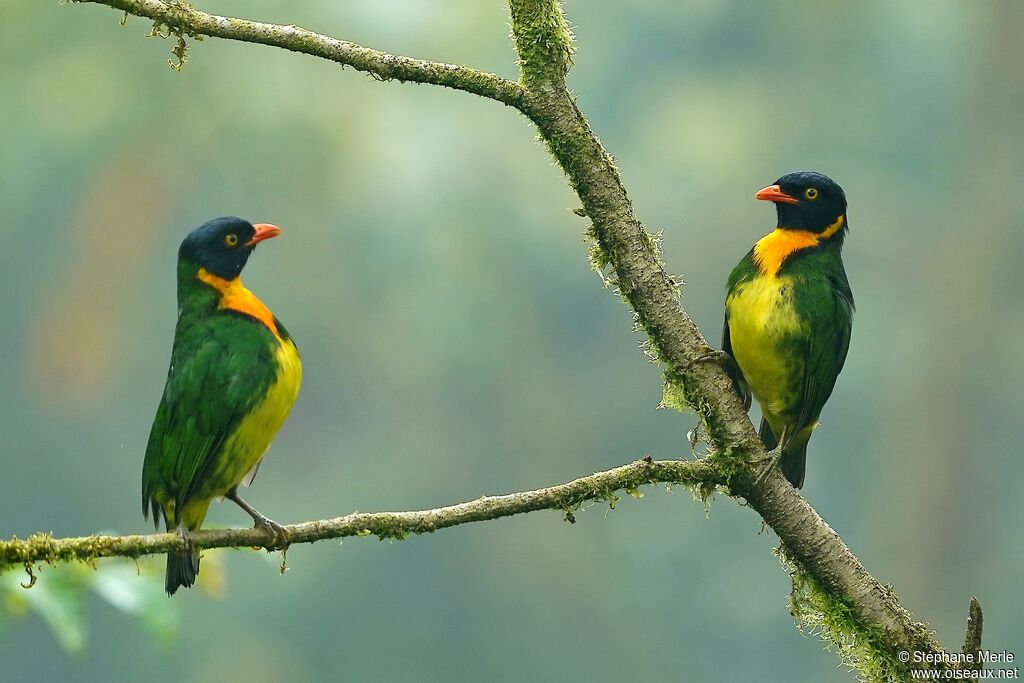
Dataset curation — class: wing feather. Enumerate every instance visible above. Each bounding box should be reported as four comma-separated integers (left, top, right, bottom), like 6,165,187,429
142,316,276,528
794,273,853,433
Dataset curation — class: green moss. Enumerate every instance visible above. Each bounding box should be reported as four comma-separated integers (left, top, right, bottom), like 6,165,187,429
583,223,614,283
661,374,750,492
509,0,575,86
659,378,694,414
780,549,911,682
624,486,644,500
643,229,667,267
0,532,129,578
373,515,411,541
705,439,749,485
169,33,190,71
140,2,203,72
0,533,57,571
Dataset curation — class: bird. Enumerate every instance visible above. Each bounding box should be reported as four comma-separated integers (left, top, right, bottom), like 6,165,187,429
142,216,302,595
722,171,853,489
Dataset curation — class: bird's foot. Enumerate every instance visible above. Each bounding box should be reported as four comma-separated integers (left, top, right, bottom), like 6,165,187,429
251,512,291,549
176,525,194,554
227,490,290,549
753,446,784,488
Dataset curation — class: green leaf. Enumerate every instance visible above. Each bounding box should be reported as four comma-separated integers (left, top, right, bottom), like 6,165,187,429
3,567,87,655
90,562,178,645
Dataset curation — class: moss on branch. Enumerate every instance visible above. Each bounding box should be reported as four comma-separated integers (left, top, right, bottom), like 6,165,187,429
505,1,951,677
0,458,720,572
508,0,574,86
72,0,526,106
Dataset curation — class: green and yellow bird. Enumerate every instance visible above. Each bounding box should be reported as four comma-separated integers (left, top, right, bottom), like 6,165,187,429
142,217,302,595
723,171,853,489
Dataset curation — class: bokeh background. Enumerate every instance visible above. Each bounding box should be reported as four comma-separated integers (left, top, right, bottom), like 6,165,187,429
2,1,1023,680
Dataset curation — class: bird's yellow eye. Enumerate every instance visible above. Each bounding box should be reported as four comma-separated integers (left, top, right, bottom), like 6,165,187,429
805,188,819,200
224,233,239,247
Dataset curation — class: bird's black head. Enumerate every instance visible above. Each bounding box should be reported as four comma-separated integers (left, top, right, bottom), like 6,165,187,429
756,171,848,235
178,216,280,280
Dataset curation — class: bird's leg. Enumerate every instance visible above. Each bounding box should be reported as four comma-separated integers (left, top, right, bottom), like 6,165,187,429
226,489,290,548
753,425,790,488
176,524,193,555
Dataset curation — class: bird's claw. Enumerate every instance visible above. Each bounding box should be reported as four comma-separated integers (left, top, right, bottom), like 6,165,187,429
252,514,290,549
753,446,784,488
226,490,290,549
176,525,194,554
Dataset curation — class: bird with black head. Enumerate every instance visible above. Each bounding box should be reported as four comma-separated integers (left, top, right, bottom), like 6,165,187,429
143,216,302,595
721,172,854,489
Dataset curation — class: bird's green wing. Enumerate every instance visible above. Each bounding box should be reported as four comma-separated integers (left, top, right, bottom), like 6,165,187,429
794,269,854,433
142,314,277,529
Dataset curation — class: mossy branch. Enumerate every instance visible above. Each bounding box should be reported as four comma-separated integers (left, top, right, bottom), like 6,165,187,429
0,458,716,570
507,0,957,677
71,0,525,106
66,0,975,678
508,0,574,87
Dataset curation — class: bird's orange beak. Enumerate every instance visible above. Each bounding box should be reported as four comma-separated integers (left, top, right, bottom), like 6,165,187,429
755,185,799,205
246,223,281,246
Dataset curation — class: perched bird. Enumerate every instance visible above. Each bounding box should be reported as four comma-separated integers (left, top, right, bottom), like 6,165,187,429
722,172,853,488
142,217,302,595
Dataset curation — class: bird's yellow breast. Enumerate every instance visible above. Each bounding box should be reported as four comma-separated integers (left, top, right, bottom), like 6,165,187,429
182,336,302,522
726,273,803,418
223,337,302,479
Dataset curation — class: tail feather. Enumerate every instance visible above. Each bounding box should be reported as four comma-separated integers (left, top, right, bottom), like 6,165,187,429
779,443,807,490
758,418,777,451
165,550,200,596
758,418,807,489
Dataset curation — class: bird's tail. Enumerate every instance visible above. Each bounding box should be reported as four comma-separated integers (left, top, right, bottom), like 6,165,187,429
165,546,200,596
758,418,778,451
779,443,807,490
758,418,806,490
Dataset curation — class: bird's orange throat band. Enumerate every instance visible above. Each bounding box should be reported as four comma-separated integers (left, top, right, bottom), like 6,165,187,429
753,215,845,277
196,267,282,341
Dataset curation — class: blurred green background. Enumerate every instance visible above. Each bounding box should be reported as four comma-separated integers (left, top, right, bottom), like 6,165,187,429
2,1,1022,680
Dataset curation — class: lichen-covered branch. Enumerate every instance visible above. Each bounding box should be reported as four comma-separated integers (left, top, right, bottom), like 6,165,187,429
72,0,525,106
0,458,717,570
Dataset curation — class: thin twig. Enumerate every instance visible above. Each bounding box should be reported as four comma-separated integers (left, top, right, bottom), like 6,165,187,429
72,0,526,107
0,459,718,569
